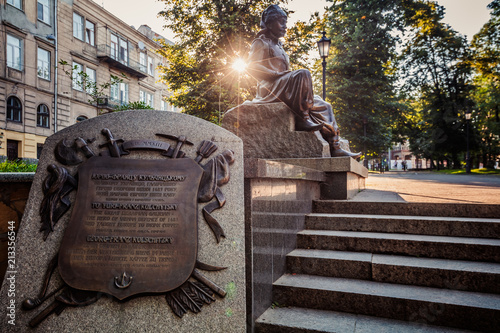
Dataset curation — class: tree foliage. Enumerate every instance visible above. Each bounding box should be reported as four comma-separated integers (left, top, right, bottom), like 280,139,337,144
469,0,500,167
325,0,405,156
156,0,321,123
59,60,126,106
156,0,499,168
396,0,474,168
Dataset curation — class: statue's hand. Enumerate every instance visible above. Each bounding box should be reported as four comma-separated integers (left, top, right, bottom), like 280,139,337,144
311,105,327,111
276,70,291,77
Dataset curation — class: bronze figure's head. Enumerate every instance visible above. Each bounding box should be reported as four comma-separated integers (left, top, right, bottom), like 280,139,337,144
259,5,287,39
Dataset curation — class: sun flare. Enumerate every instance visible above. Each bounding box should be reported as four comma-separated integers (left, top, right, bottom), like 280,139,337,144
232,58,247,73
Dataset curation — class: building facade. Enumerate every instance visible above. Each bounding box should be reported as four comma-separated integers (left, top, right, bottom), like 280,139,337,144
0,0,174,160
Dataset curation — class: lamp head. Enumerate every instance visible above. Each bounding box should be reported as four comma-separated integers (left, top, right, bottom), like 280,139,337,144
317,31,331,58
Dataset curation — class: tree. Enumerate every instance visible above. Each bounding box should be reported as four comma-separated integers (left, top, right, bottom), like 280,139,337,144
398,0,473,169
113,101,154,112
469,0,500,168
58,60,153,113
156,0,321,123
59,60,125,111
324,0,405,158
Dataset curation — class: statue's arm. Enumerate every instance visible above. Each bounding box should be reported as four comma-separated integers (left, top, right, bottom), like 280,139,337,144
247,39,289,81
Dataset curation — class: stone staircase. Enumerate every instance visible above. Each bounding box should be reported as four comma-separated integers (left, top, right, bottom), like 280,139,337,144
255,201,500,333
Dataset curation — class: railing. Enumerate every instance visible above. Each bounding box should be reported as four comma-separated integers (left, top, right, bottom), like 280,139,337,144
95,96,122,109
96,44,147,78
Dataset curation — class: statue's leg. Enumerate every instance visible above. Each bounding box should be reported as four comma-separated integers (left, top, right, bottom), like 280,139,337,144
283,69,323,132
325,130,361,158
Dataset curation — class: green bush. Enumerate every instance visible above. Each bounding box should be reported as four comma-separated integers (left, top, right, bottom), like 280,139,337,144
0,160,37,172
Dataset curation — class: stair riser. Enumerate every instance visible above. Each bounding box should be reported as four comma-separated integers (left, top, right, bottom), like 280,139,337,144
255,323,322,333
273,285,500,332
297,234,500,263
287,256,372,280
287,256,500,294
373,263,500,294
306,216,500,239
313,201,500,218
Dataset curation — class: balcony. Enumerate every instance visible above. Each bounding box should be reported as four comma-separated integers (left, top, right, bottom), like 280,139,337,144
97,44,147,79
94,97,128,113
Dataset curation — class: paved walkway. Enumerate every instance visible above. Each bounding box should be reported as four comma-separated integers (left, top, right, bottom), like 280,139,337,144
352,171,500,204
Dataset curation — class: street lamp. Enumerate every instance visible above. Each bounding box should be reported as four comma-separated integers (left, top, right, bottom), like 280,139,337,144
317,31,331,100
363,116,368,167
465,109,472,174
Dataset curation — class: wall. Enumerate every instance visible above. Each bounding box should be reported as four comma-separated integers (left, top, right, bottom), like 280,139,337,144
244,159,324,331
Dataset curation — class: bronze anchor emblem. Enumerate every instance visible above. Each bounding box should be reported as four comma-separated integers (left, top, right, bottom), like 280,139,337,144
114,272,133,289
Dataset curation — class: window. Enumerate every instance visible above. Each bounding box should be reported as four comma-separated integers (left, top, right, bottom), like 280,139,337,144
37,144,44,159
7,0,22,10
37,48,50,80
76,115,88,122
38,0,50,24
140,90,154,108
72,62,84,91
85,67,96,94
111,82,128,105
7,140,19,161
7,35,23,71
140,53,147,72
119,38,128,64
7,96,22,123
110,34,118,59
85,20,95,46
160,100,168,111
147,56,154,76
37,104,50,128
73,13,84,40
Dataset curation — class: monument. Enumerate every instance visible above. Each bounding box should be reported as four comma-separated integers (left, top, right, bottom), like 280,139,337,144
222,5,367,200
223,5,360,160
0,111,245,332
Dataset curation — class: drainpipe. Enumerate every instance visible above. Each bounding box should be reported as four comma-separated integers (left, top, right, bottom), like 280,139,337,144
51,0,58,133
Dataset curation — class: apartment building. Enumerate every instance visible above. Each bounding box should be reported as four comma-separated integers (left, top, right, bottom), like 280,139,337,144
0,0,175,160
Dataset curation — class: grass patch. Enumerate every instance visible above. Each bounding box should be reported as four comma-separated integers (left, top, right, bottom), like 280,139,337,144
0,160,37,172
432,168,500,175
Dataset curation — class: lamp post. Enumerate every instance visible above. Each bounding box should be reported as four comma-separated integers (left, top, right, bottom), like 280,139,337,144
363,116,368,167
317,31,331,100
465,109,472,174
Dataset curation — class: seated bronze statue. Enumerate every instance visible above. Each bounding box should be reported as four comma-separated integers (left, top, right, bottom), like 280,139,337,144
247,5,360,158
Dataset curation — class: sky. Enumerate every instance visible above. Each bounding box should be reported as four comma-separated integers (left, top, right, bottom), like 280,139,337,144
97,0,493,42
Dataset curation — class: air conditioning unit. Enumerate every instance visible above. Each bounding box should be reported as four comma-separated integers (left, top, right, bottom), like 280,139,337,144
96,97,109,106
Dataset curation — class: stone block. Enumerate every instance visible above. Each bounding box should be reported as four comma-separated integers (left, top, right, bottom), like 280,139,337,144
222,102,330,159
274,157,368,200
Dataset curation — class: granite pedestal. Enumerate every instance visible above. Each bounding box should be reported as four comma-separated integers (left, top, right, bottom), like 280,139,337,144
222,102,330,159
274,157,368,200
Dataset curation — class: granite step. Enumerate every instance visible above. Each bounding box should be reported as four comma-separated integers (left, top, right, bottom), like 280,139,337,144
255,306,475,333
287,249,500,293
313,200,500,218
296,230,500,262
272,274,500,332
305,213,500,239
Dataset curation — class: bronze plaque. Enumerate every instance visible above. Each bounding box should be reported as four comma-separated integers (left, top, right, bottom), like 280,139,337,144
59,156,203,300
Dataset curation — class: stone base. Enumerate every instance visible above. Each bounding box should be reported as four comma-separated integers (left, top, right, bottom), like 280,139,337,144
243,159,324,332
222,102,330,159
273,157,368,200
